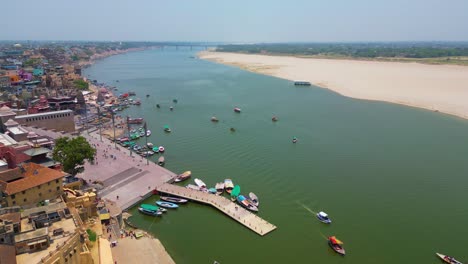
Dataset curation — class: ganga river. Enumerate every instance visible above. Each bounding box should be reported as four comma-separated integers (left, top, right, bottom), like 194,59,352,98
84,48,468,264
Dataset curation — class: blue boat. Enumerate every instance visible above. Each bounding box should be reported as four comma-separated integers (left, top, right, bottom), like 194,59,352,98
316,211,332,224
156,201,179,209
208,188,217,194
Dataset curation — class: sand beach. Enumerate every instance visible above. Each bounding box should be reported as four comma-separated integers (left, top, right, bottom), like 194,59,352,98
199,51,468,119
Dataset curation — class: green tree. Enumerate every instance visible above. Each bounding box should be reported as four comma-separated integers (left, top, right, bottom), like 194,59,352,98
86,229,97,242
73,79,89,90
53,136,96,175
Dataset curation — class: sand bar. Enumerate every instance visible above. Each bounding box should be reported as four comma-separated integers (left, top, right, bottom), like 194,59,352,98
199,51,468,119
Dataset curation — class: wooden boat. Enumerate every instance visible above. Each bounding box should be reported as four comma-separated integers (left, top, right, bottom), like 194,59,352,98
156,104,160,108
208,188,217,194
230,127,236,132
146,130,151,137
138,204,162,216
316,211,332,224
248,192,259,207
237,195,258,212
173,99,178,103
127,117,143,124
139,131,145,137
215,182,224,195
294,81,311,86
231,185,240,201
211,116,219,122
158,156,165,166
234,107,241,113
194,178,207,189
436,253,463,264
158,146,165,152
147,142,154,148
224,179,234,194
328,236,345,256
174,171,192,182
156,201,178,209
272,116,278,122
164,125,171,133
160,196,188,204
152,147,159,153
146,94,150,97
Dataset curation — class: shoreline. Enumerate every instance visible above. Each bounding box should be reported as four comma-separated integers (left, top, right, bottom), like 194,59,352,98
198,51,468,120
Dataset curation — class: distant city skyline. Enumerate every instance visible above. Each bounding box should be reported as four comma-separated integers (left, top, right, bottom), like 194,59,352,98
1,0,468,42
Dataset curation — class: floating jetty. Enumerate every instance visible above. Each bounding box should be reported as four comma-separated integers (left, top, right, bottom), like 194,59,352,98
294,81,311,86
157,183,277,236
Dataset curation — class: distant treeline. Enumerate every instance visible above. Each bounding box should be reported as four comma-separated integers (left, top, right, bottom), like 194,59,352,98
216,43,468,58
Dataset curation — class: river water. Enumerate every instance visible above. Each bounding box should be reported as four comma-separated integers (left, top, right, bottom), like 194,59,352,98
84,48,468,264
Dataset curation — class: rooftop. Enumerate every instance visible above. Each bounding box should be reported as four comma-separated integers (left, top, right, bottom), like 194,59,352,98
0,244,16,264
14,227,48,243
0,212,21,224
21,201,67,218
0,163,67,195
14,110,72,120
0,133,18,146
23,147,50,157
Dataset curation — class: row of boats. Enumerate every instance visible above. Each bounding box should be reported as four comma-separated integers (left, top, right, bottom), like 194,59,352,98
138,196,189,216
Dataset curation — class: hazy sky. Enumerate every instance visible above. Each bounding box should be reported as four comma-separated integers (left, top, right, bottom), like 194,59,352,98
2,0,467,42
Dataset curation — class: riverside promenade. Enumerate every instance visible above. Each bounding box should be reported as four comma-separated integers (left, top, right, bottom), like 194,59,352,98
157,183,277,236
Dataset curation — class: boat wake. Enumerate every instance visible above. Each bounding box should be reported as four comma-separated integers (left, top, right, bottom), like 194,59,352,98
297,201,317,215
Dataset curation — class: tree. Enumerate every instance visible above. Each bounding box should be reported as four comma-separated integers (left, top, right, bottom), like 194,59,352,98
53,136,96,175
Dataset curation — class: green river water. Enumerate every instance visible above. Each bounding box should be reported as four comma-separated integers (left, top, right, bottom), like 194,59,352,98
84,49,468,264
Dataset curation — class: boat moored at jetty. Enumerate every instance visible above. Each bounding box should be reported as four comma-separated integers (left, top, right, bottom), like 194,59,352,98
186,184,201,191
174,171,192,182
224,179,234,194
237,195,258,212
328,236,345,256
158,146,165,152
158,156,165,166
146,130,151,137
160,196,188,204
234,107,241,113
248,192,259,207
436,253,463,264
231,185,240,201
316,211,332,224
138,204,162,216
208,188,217,194
147,142,154,148
156,201,179,209
127,117,144,124
194,178,207,189
215,182,224,195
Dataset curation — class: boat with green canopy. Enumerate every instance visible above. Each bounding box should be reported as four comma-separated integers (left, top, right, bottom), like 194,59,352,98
138,204,162,216
231,185,240,201
164,125,171,133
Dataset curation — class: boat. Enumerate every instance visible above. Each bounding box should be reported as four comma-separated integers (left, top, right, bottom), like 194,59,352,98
160,196,188,204
237,195,258,212
294,81,311,86
436,253,463,264
272,116,278,122
224,179,234,194
158,156,165,166
170,106,174,111
127,117,144,124
292,137,298,143
234,107,241,113
164,125,171,133
146,94,150,97
158,208,167,213
211,116,219,122
173,99,178,103
328,236,345,256
152,147,159,153
138,204,162,216
231,185,240,201
194,178,207,189
146,130,151,137
316,211,332,224
140,131,145,137
147,142,154,148
215,182,224,195
186,184,201,191
208,188,217,194
158,146,165,152
156,104,160,108
230,127,236,132
248,192,259,207
156,201,179,209
174,171,192,182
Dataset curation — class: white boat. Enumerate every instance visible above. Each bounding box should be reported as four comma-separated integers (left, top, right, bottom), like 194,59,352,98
215,182,224,195
436,253,463,264
186,184,201,191
147,142,154,148
248,192,259,207
224,179,234,194
194,178,207,189
146,130,151,137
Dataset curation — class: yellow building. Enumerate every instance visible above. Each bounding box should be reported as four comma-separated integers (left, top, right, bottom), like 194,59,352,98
0,163,66,208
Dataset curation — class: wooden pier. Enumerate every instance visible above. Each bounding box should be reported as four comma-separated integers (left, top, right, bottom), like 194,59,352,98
157,183,277,236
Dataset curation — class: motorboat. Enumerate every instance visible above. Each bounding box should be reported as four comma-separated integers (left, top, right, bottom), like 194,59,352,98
174,171,192,182
139,131,145,137
173,99,178,103
328,236,345,256
224,179,234,194
292,137,298,143
436,253,463,264
234,107,241,113
158,146,165,152
147,142,154,148
146,130,151,137
156,104,160,108
237,195,258,212
248,192,259,207
158,156,165,166
194,178,207,189
169,106,174,111
231,185,240,201
211,116,219,122
208,188,217,194
160,196,188,204
272,116,278,122
156,201,179,209
138,204,162,216
215,182,224,195
152,147,159,153
164,125,172,133
317,211,332,224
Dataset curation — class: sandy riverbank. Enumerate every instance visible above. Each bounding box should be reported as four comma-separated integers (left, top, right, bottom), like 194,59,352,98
199,51,468,120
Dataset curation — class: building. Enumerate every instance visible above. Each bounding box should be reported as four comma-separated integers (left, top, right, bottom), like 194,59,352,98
0,75,10,88
0,212,21,245
14,110,75,132
0,163,67,208
0,244,16,264
0,134,31,169
3,119,28,142
22,147,60,169
0,106,16,133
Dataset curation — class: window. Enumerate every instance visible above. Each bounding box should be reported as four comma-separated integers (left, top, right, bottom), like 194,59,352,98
23,198,27,202
38,185,41,189
12,201,16,205
56,186,60,191
11,194,15,199
38,193,42,197
48,182,50,186
49,189,52,193
56,179,59,183
22,191,25,194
